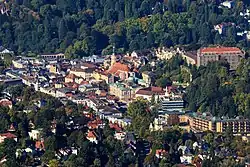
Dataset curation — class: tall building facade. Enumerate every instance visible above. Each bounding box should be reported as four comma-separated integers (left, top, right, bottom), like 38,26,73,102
197,47,245,69
188,113,250,135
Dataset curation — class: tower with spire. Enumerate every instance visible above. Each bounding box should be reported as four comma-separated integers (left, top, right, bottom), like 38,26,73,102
111,46,116,66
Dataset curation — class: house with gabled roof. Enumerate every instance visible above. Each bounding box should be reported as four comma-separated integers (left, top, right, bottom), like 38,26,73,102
0,132,17,143
86,130,98,144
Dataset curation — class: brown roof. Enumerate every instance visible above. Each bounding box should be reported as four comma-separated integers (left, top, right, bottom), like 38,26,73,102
136,87,165,96
0,132,17,139
200,47,242,54
185,51,197,61
71,68,85,72
108,62,130,76
81,63,96,69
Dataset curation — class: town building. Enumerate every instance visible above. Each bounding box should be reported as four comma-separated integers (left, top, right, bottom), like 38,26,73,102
0,75,22,86
155,149,167,159
135,86,165,101
107,62,130,81
0,99,12,109
28,129,43,140
0,133,17,143
92,71,114,83
86,130,98,144
187,113,250,135
82,55,105,64
141,71,154,86
216,118,250,135
159,97,184,112
12,59,28,69
197,47,245,69
214,22,235,35
49,64,59,74
220,1,235,9
109,82,132,101
155,47,197,65
188,112,215,132
40,53,65,60
70,68,93,80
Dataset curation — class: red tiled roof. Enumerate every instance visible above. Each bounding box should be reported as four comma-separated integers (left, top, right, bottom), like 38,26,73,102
92,118,103,125
0,99,12,107
35,140,45,150
88,122,98,129
108,62,130,76
156,149,166,154
0,132,17,139
87,131,97,138
200,47,242,54
109,123,122,132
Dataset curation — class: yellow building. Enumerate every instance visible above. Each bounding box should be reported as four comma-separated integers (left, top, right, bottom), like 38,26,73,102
55,83,64,89
93,71,108,82
187,113,215,132
142,71,152,86
50,64,58,74
216,119,250,135
70,68,93,80
93,71,114,84
109,83,132,101
12,60,27,69
179,115,189,123
155,47,197,65
185,113,250,135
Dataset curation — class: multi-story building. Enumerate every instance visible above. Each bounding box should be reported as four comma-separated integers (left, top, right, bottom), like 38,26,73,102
92,71,114,84
49,64,58,74
109,82,132,101
40,53,65,60
216,119,250,135
160,97,184,112
135,86,165,101
197,47,245,69
187,113,250,135
188,112,215,132
70,68,93,80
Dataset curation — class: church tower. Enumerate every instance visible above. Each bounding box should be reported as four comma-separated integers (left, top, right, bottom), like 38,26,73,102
111,46,116,66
